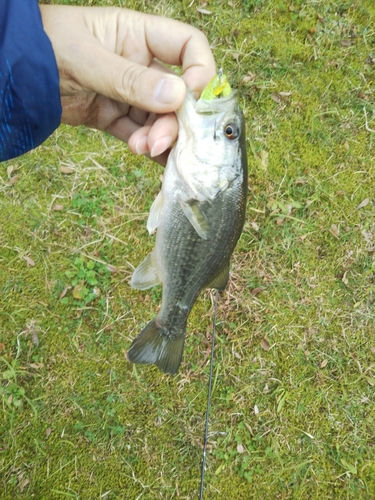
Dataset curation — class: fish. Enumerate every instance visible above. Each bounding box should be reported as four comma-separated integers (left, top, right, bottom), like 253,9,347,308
127,73,248,374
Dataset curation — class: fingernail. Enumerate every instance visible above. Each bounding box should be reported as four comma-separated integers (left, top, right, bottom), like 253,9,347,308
154,77,185,105
150,136,173,158
135,136,149,155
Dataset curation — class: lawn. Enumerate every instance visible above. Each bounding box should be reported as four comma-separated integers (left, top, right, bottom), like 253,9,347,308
1,0,374,498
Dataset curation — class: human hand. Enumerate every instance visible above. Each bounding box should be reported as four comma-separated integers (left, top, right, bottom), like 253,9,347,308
40,5,216,165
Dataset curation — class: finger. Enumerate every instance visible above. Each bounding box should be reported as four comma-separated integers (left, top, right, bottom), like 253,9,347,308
127,126,152,155
61,93,133,132
142,14,217,94
147,113,177,158
127,126,170,166
75,42,187,113
105,114,145,145
126,111,158,154
127,112,177,157
150,150,170,167
72,9,215,110
149,59,176,75
127,107,150,127
120,62,173,124
109,111,156,150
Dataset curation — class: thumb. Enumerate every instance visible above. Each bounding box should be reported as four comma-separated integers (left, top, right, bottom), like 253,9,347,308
82,49,187,113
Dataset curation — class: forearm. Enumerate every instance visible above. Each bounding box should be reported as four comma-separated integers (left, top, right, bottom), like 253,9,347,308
0,0,62,161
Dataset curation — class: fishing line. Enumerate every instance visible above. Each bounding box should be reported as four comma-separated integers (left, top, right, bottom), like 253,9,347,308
199,288,219,500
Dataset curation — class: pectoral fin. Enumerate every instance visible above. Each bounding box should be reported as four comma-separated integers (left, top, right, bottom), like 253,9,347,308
205,262,230,291
147,191,164,235
131,251,161,290
179,199,209,240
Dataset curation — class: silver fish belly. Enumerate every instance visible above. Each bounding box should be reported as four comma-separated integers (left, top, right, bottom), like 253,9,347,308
127,87,248,374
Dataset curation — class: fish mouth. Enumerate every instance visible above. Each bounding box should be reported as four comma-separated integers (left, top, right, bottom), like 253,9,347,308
194,89,239,114
179,85,239,116
176,87,240,138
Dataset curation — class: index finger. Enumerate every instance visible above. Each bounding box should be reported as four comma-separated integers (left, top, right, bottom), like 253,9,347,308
143,14,216,95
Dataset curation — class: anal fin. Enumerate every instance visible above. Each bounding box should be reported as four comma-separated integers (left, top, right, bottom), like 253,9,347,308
205,262,230,291
131,251,161,290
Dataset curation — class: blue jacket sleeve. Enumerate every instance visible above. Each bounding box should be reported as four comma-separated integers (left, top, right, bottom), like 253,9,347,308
0,0,62,161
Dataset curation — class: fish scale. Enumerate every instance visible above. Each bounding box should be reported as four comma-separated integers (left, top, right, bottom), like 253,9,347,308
128,81,247,374
159,192,244,317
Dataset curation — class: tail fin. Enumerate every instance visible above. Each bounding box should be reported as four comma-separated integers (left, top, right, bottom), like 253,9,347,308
127,319,185,375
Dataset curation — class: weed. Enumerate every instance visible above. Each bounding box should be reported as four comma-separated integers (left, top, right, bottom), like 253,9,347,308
0,358,38,427
61,257,111,308
71,187,113,221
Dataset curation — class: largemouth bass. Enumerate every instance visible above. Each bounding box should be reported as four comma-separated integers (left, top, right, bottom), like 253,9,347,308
127,74,248,374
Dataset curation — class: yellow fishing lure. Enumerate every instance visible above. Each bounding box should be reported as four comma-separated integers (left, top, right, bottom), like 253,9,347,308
200,69,232,100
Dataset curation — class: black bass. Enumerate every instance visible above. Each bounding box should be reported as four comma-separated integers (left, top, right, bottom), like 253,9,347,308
128,73,248,374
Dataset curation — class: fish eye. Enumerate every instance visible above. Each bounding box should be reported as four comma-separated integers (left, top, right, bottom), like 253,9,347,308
224,123,239,140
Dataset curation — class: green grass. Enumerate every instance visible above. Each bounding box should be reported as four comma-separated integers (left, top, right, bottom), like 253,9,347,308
1,0,375,498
